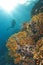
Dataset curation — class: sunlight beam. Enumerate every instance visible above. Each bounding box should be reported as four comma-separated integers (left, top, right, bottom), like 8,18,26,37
0,0,32,13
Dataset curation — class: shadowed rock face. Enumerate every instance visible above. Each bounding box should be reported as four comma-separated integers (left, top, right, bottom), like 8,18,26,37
31,0,43,17
6,13,43,65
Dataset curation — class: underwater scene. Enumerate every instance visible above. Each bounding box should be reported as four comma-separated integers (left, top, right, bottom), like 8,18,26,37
0,0,43,65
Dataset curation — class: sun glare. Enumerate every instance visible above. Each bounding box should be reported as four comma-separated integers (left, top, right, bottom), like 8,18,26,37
0,0,31,12
0,0,18,12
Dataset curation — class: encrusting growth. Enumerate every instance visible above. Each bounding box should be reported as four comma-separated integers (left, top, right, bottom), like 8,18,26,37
6,13,43,65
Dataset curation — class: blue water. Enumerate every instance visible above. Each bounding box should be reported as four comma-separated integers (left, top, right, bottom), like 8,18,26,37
0,0,38,65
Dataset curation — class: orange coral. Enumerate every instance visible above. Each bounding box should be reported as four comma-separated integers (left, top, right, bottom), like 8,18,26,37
37,37,43,47
15,31,27,38
14,54,22,64
31,13,43,35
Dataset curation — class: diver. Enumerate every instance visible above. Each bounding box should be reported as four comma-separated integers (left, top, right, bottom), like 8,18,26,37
7,19,16,30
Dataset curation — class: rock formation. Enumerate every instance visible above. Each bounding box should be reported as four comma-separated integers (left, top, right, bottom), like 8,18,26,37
6,13,43,65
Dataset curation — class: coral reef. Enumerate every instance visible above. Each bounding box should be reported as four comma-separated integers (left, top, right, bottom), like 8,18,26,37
6,13,43,65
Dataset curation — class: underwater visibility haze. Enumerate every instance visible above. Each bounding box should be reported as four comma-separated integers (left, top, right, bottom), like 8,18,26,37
0,0,43,65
